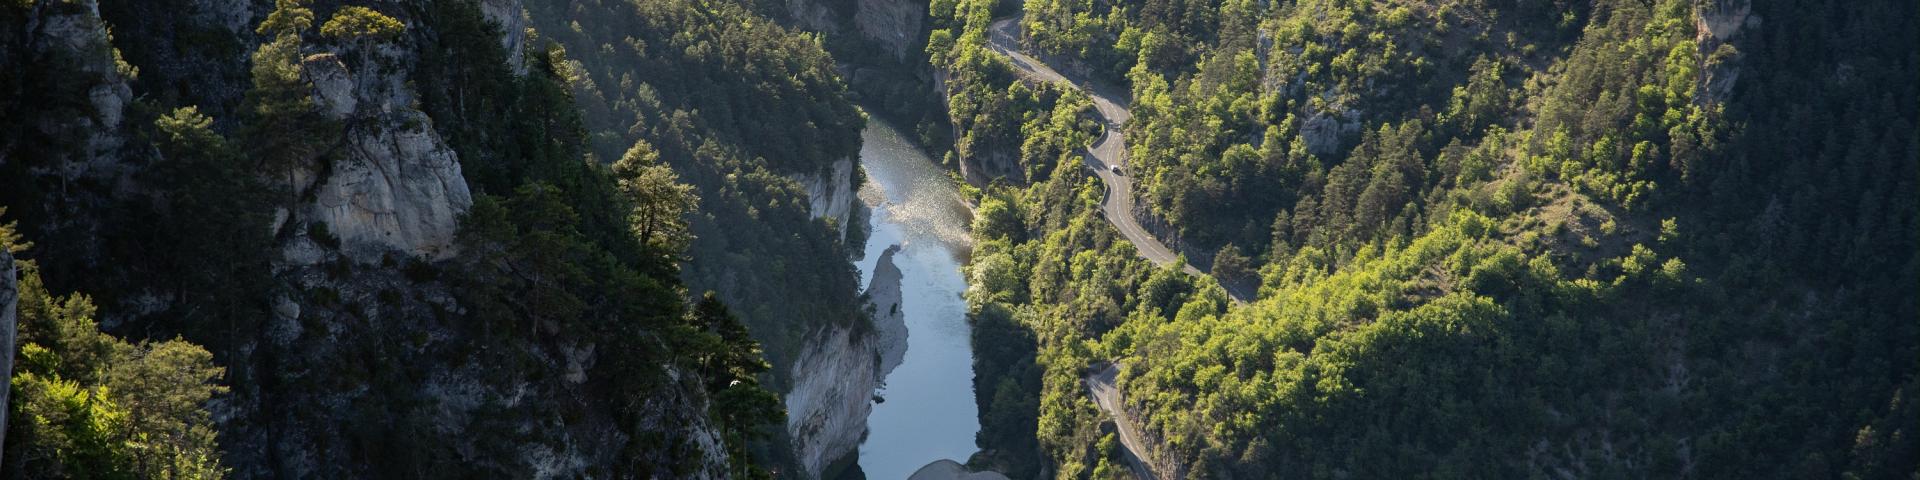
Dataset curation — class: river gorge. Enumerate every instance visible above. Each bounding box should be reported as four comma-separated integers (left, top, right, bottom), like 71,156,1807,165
851,116,983,479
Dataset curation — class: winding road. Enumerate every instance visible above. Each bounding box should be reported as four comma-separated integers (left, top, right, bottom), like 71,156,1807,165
984,20,1170,480
985,16,1254,303
1086,363,1161,480
987,15,1260,480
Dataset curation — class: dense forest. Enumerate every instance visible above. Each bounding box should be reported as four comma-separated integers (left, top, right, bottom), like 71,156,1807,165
941,0,1918,477
516,0,870,380
0,0,866,476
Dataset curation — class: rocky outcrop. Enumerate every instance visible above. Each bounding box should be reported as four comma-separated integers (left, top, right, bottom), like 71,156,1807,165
4,0,735,477
21,0,134,185
870,246,909,376
1301,106,1360,156
1694,0,1753,43
791,157,860,234
304,55,357,120
230,8,726,476
784,0,839,35
294,45,473,261
1693,0,1755,105
784,0,926,60
308,116,472,261
480,0,529,75
784,324,878,479
853,0,926,60
0,249,16,455
785,245,908,478
0,0,139,281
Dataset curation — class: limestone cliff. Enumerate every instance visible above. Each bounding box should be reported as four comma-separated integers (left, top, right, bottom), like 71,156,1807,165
790,157,860,234
0,0,141,293
784,0,926,61
784,322,882,478
1693,0,1754,105
479,0,527,75
0,0,739,476
20,0,132,181
226,2,731,476
294,50,472,261
785,245,908,478
782,0,951,164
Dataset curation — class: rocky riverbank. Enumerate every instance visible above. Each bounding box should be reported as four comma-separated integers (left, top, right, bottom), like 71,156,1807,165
785,245,909,478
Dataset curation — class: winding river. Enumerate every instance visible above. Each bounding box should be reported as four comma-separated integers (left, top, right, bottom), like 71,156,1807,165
852,115,981,479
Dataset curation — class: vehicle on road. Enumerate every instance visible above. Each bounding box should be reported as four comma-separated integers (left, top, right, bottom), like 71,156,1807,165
1109,165,1124,175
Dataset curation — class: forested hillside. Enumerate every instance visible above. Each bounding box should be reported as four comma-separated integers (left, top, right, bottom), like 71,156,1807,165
518,0,868,385
936,0,1918,477
515,1,903,475
0,0,861,476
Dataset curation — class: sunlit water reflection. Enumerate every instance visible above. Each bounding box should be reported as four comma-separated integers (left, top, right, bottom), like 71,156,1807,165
853,115,979,480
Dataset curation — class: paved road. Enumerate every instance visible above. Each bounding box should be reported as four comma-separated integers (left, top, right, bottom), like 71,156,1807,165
1086,363,1160,480
986,16,1253,303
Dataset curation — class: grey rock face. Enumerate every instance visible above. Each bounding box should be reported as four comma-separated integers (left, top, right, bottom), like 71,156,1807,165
853,0,926,60
784,245,908,479
908,459,1012,480
308,110,473,260
302,54,357,120
780,154,891,478
784,0,926,60
1694,0,1752,43
792,157,859,234
869,245,909,376
1301,108,1360,156
294,38,473,261
480,0,528,75
784,0,839,35
1693,0,1753,105
785,315,881,478
25,0,132,180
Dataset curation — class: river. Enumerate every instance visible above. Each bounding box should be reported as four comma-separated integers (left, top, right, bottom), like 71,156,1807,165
852,115,981,479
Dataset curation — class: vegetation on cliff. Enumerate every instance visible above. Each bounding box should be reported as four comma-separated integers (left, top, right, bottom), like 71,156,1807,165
948,0,1918,477
0,0,850,476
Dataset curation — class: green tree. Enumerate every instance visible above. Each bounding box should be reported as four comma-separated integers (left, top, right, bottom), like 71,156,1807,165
108,340,228,479
147,106,275,351
4,255,227,479
611,139,698,255
972,196,1023,241
691,293,781,480
320,6,405,42
244,0,335,202
255,0,313,37
0,207,25,254
1210,243,1252,285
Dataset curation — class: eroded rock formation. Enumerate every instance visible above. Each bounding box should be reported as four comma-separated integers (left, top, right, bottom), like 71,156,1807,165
785,245,908,478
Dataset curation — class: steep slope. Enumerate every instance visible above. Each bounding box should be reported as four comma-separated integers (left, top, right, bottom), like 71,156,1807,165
0,0,796,477
518,0,895,477
935,0,1919,477
985,14,1256,302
